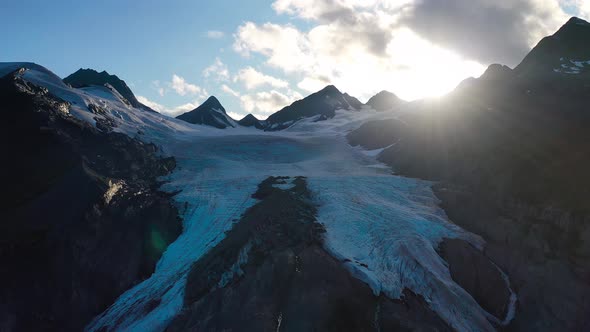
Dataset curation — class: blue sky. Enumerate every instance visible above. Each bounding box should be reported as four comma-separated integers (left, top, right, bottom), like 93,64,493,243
0,0,286,118
1,0,587,119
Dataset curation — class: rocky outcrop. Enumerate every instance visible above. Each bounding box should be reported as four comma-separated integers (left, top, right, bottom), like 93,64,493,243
169,176,450,331
0,69,182,331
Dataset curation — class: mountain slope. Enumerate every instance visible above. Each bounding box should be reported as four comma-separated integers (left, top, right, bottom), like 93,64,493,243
176,96,236,129
515,17,590,77
64,68,157,112
265,85,363,130
0,65,181,331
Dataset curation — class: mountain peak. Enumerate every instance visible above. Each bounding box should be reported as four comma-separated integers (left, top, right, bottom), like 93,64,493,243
265,85,362,130
554,16,590,39
319,85,341,94
514,17,590,77
240,113,258,121
201,96,225,114
176,96,234,129
366,90,403,111
63,68,156,112
564,16,590,27
238,113,265,129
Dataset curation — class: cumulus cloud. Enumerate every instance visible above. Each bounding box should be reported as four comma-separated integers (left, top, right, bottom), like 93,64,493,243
234,67,289,90
206,30,225,39
170,74,207,97
137,95,202,117
240,89,303,118
203,57,230,81
234,22,314,72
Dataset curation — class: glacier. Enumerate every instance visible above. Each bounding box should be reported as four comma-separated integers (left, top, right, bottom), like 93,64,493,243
2,63,514,332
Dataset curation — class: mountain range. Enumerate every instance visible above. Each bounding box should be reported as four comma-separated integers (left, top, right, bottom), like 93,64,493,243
1,16,590,332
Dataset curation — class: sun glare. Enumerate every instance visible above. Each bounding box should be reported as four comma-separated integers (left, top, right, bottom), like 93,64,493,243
385,28,487,100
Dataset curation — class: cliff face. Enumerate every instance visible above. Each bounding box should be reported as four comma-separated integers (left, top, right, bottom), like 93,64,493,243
0,70,182,331
434,185,590,331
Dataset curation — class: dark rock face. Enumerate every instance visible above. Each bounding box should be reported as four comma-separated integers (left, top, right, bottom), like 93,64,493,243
176,96,235,129
265,85,363,130
438,238,511,321
63,68,156,112
366,90,403,111
0,70,182,331
347,17,590,330
169,176,450,332
237,113,265,129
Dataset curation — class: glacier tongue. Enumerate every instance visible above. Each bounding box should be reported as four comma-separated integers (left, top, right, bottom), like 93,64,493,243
308,176,493,331
87,113,497,332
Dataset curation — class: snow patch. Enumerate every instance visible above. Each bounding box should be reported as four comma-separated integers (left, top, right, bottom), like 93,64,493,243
553,58,590,74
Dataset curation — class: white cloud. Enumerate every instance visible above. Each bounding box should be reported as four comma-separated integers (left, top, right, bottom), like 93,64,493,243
203,57,230,81
234,67,289,90
170,74,207,97
233,22,314,72
232,0,583,101
221,84,241,97
239,89,303,119
137,95,203,117
206,30,225,39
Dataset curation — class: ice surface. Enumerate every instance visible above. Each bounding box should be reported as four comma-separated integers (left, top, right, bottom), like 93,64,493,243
6,63,510,331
